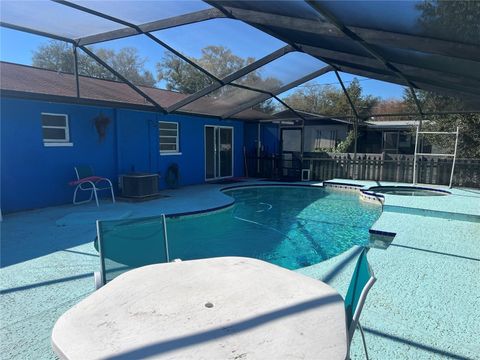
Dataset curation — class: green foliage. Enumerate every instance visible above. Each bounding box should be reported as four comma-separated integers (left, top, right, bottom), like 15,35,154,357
408,0,480,158
32,41,156,87
313,130,356,153
416,0,480,44
156,51,213,94
32,41,76,72
334,130,356,153
156,45,282,114
403,89,480,158
282,78,379,117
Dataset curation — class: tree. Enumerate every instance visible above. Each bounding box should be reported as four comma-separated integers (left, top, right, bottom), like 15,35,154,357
403,89,480,157
32,40,156,87
395,1,480,158
32,41,78,73
370,99,408,121
157,45,254,93
282,78,379,117
156,45,282,113
416,0,480,45
156,51,211,94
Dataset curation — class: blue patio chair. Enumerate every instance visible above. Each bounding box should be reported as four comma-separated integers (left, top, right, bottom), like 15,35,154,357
94,214,170,289
345,247,376,360
71,165,115,207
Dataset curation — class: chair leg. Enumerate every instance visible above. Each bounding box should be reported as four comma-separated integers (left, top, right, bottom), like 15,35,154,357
358,322,369,360
110,185,115,204
73,186,79,205
93,188,99,207
73,185,94,205
101,178,115,204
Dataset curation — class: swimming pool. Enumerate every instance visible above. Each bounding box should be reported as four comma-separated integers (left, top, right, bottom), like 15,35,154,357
166,186,381,269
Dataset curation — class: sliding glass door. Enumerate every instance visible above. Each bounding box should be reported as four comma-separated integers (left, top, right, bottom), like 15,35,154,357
205,126,233,180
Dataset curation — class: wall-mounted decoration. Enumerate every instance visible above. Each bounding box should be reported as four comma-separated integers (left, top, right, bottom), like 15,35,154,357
93,113,111,142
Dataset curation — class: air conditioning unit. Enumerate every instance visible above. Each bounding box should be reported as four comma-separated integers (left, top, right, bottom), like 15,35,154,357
121,173,159,198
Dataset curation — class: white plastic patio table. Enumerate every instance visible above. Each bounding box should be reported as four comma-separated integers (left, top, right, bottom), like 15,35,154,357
52,257,347,360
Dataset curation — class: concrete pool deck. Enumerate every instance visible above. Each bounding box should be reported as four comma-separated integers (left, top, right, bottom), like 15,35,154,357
299,179,480,360
1,179,479,359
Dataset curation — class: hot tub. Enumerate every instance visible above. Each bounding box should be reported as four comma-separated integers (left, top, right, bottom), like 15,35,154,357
366,186,450,196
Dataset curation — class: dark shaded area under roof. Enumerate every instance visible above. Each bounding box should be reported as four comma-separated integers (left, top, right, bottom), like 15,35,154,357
1,0,479,120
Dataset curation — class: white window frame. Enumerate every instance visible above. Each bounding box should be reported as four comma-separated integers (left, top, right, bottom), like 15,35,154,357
41,113,72,146
159,121,179,154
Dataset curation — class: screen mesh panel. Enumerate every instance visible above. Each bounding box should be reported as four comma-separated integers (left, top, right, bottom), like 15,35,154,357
72,0,212,26
0,0,123,38
98,216,168,284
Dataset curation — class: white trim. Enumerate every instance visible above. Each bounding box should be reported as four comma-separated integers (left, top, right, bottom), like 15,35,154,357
44,142,74,147
417,131,457,135
204,125,234,181
416,153,455,157
159,121,179,153
160,152,182,156
413,126,459,187
301,169,311,181
41,113,70,143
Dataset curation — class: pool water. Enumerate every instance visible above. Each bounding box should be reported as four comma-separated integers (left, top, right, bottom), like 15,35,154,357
166,186,381,269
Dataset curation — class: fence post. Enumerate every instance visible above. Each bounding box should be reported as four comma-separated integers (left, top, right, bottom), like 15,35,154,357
361,154,367,180
380,152,385,181
399,156,404,182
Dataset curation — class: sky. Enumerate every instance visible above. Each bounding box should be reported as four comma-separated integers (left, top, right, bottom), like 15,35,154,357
0,5,406,100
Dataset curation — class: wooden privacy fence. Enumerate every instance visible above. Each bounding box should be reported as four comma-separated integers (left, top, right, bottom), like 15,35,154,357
304,154,480,188
246,154,480,188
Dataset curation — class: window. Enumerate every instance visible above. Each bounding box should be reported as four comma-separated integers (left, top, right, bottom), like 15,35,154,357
41,113,70,144
329,130,337,148
314,130,322,150
282,129,302,152
159,121,179,153
383,131,399,153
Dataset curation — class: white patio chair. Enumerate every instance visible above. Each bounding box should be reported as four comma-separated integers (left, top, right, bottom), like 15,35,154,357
70,165,115,207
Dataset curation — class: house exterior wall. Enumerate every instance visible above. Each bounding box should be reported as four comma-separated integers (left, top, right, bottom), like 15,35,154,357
1,97,244,213
303,124,348,151
244,122,280,157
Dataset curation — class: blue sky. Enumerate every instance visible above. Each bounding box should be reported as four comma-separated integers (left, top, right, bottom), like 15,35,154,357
0,19,406,100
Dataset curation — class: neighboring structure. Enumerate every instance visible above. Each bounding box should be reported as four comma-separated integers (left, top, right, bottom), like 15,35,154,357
0,62,268,213
362,120,418,154
268,110,418,154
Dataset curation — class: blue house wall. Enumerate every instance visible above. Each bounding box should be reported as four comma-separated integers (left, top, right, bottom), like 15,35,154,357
1,97,244,213
261,123,280,155
244,122,279,157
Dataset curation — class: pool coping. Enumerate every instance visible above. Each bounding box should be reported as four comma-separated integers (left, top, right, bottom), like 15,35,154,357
164,182,326,219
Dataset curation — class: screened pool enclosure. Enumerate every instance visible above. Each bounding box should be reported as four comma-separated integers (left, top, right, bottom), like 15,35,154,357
1,0,479,124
